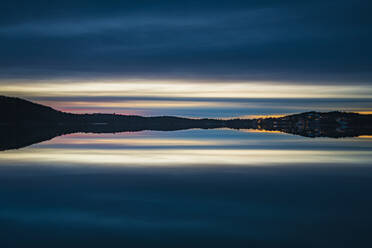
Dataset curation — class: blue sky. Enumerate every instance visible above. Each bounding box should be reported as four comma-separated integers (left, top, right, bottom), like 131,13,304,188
1,0,372,116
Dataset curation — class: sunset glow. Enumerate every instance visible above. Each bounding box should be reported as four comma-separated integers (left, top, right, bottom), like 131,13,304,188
2,80,372,117
2,80,372,99
1,1,372,245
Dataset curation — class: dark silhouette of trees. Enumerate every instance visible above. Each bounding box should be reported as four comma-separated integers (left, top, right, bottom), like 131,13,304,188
1,95,372,151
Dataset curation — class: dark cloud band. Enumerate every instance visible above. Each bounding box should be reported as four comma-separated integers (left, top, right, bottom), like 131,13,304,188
0,0,371,84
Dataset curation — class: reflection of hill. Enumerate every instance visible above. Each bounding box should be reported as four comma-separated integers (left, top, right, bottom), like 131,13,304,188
0,122,246,151
1,95,372,151
0,126,67,151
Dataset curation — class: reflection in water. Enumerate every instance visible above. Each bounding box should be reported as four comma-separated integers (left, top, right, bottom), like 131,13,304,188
2,129,372,167
1,129,372,247
3,147,372,166
1,130,372,166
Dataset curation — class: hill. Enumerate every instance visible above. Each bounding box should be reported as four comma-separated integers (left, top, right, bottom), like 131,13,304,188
0,95,66,123
0,95,371,151
0,95,229,129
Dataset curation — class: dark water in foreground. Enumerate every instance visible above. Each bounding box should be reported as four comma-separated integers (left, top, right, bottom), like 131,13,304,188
1,129,372,247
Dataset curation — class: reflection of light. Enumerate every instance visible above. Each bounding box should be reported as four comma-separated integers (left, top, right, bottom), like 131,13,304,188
1,148,371,166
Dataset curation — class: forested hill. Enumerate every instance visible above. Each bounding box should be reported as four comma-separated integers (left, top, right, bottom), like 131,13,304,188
0,95,66,123
1,95,372,151
1,95,371,138
0,95,229,129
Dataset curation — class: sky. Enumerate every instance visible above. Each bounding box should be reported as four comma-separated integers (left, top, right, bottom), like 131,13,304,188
1,0,372,117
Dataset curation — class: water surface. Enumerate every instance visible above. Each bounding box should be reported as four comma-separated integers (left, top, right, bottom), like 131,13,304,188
1,129,372,247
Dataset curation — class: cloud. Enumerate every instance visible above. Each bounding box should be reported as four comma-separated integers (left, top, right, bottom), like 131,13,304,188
0,0,371,84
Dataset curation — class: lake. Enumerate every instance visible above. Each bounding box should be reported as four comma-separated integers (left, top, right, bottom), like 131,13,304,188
1,129,372,247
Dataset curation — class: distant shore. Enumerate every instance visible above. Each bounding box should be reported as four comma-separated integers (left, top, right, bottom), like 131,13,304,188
1,95,372,151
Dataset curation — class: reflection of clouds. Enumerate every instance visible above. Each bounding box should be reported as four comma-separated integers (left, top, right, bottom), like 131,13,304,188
1,130,372,166
8,131,370,166
0,208,207,229
1,148,371,167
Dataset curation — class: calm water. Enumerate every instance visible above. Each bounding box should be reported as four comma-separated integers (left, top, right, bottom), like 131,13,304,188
1,129,372,247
